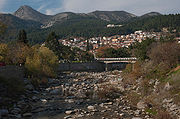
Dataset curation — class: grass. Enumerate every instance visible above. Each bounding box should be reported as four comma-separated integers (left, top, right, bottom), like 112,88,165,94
168,71,180,104
146,108,157,115
97,84,122,99
154,111,174,119
126,91,141,106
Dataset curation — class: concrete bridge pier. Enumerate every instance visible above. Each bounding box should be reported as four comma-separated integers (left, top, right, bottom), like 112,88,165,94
105,63,108,71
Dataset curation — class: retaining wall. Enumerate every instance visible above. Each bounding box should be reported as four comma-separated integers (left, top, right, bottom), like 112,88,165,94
58,62,128,72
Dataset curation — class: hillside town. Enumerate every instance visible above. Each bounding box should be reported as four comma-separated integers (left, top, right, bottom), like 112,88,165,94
1,1,180,118
59,31,164,51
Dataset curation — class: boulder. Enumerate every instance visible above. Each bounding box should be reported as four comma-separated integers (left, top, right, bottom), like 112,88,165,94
164,82,171,91
87,106,95,110
11,108,21,114
25,84,34,91
23,113,32,117
50,89,61,95
65,110,74,115
132,118,142,119
137,100,147,109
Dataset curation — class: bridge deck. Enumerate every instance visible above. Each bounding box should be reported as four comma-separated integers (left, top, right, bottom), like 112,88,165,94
95,57,137,61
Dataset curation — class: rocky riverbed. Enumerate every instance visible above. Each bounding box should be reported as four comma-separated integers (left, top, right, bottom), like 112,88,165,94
1,71,152,119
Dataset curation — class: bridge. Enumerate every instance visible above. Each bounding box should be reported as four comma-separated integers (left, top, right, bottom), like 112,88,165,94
95,57,137,63
94,57,137,71
58,57,137,72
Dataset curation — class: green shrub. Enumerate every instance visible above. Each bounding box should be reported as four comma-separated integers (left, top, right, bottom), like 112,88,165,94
126,91,141,106
123,64,133,73
0,43,8,62
25,46,58,78
5,43,31,65
146,108,157,115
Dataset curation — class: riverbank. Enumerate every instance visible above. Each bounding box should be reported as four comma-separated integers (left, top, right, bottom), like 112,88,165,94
1,71,152,119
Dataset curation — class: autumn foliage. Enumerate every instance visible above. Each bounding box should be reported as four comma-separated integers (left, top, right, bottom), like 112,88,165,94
25,46,58,78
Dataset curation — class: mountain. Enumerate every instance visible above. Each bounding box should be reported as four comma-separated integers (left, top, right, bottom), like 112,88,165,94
2,5,175,44
88,11,137,22
13,5,138,25
140,12,161,18
0,13,41,42
42,12,98,28
41,10,137,28
13,5,51,23
0,13,41,29
12,5,162,28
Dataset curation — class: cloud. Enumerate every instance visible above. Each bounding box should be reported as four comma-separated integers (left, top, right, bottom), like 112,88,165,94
60,0,180,15
2,0,179,15
38,4,47,12
45,7,63,15
0,0,6,11
45,9,53,15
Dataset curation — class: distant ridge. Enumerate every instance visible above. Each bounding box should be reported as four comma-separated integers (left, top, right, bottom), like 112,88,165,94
140,12,161,18
13,5,51,23
88,10,137,22
11,5,162,27
0,5,166,43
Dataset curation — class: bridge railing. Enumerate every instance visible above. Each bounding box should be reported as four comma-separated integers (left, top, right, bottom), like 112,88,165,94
95,57,137,61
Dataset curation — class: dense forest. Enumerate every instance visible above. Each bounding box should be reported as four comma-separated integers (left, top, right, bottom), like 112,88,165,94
1,14,180,45
23,14,180,45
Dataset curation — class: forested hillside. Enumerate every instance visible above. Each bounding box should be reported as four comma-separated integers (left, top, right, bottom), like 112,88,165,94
0,10,180,45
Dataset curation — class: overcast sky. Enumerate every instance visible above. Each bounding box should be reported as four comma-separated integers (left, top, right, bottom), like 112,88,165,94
0,0,180,16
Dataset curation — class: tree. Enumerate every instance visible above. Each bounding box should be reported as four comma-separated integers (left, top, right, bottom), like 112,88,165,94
18,29,28,44
86,39,90,51
0,43,8,62
45,32,61,59
148,42,180,69
25,46,58,78
0,22,6,36
80,51,94,61
133,38,156,61
116,48,130,57
96,46,130,58
5,43,31,65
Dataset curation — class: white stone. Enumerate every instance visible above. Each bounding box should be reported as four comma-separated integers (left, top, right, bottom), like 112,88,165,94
23,113,32,117
132,118,142,119
87,106,95,110
41,99,47,103
137,101,146,109
164,82,171,91
65,110,74,115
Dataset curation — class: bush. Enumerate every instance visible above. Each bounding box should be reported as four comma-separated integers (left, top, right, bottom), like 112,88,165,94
0,43,8,62
0,66,25,107
168,70,180,104
97,84,122,99
126,91,141,106
96,46,130,58
142,42,180,79
25,46,58,78
133,38,156,61
148,42,180,69
5,43,31,65
123,64,133,73
0,76,25,97
155,111,174,119
123,61,143,82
